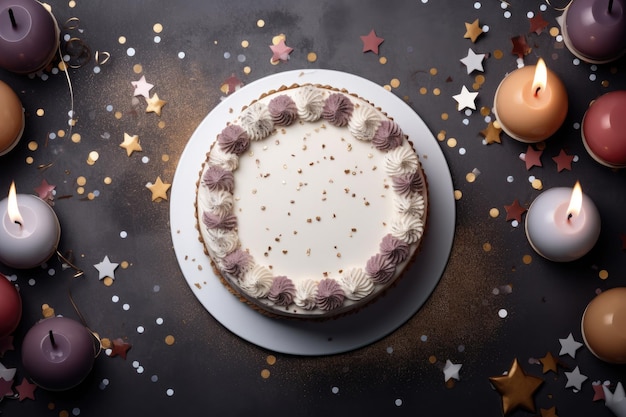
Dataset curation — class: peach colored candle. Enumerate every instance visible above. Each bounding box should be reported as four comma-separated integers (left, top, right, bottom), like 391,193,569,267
582,287,626,364
493,58,568,143
0,80,24,156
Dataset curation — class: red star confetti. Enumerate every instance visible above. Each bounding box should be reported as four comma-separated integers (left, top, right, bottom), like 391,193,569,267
109,338,132,359
504,199,527,222
523,145,543,170
464,19,484,43
15,378,36,401
269,39,293,62
0,377,13,398
0,336,14,356
552,149,574,172
592,381,607,401
220,73,243,95
131,75,154,98
360,29,384,54
34,179,55,200
529,12,549,35
512,35,531,58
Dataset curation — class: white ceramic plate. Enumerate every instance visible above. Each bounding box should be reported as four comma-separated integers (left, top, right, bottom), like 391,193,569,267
170,69,455,355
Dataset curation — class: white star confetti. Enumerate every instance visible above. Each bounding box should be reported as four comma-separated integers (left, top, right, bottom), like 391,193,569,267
453,85,478,111
564,366,588,391
94,256,119,280
604,382,626,417
131,75,154,98
558,332,583,358
0,362,16,381
460,48,486,74
443,359,462,382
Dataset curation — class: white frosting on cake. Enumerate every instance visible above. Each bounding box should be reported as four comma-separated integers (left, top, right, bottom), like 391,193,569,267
197,84,427,318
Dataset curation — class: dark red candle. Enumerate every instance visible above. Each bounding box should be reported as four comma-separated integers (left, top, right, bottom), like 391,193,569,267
563,0,626,63
0,0,60,74
582,90,626,168
0,273,21,338
21,316,96,391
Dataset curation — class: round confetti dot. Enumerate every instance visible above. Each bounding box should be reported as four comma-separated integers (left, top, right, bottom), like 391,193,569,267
390,78,400,88
331,386,339,394
465,172,476,183
120,261,129,269
28,141,38,151
482,25,489,32
137,326,144,334
103,277,114,287
474,2,481,9
137,366,144,374
165,335,175,345
72,408,80,416
441,113,448,120
156,317,164,325
120,231,128,238
153,285,161,292
243,66,251,74
223,51,231,59
151,375,159,382
599,270,609,280
158,121,166,129
307,52,317,62
126,47,135,57
261,369,270,379
429,67,438,75
166,389,174,397
118,36,126,44
433,88,441,96
454,190,462,200
257,19,265,27
507,176,514,183
420,335,428,342
153,23,163,33
498,309,508,318
428,355,437,364
142,156,150,163
589,74,597,81
458,344,465,353
162,154,170,162
36,108,45,117
76,176,87,186
483,242,492,252
154,36,161,44
511,220,519,228
523,254,533,264
459,148,466,155
419,87,428,95
266,355,276,365
447,138,457,148
88,151,99,162
531,179,543,190
241,40,249,48
104,177,112,185
395,399,403,406
237,54,246,62
437,130,446,141
123,303,130,311
93,66,101,74
489,208,499,218
25,156,33,164
112,295,119,303
178,51,186,59
378,56,387,64
71,133,81,143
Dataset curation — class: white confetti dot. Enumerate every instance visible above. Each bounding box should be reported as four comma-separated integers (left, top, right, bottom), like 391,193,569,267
178,51,185,59
156,317,164,325
484,115,492,123
123,303,130,311
498,308,508,318
528,175,536,183
527,11,534,18
49,132,57,140
151,375,159,382
511,220,519,228
540,4,547,11
589,74,597,81
556,35,563,42
573,155,579,162
395,399,403,406
153,285,161,292
142,156,150,164
573,58,580,65
106,105,113,112
459,148,466,155
223,52,231,59
420,335,428,342
493,288,500,295
102,378,109,386
331,386,339,394
386,346,394,354
63,54,70,62
504,11,512,18
464,109,472,116
41,74,49,81
237,54,246,62
474,2,481,9
462,119,470,126
93,66,101,74
137,326,145,334
483,25,489,32
112,295,119,302
120,231,128,238
458,344,465,352
132,361,140,368
573,122,581,129
137,366,144,374
166,388,174,397
421,0,428,3
501,1,508,9
64,34,71,41
51,68,58,75
591,64,598,71
72,407,81,416
507,176,514,183
93,190,100,197
127,47,136,57
28,279,36,286
154,36,161,43
48,268,55,276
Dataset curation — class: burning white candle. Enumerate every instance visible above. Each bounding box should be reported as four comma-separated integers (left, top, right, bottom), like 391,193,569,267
0,182,60,269
525,182,601,262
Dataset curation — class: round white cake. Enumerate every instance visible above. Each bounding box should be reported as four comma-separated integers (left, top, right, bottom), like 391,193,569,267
196,83,427,319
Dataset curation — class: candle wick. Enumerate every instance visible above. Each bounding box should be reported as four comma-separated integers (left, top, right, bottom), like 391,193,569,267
534,86,541,97
567,212,573,221
609,0,614,14
13,219,22,228
8,8,16,28
49,330,56,347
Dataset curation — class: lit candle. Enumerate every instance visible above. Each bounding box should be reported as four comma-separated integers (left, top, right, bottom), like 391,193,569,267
0,80,24,156
0,0,60,74
582,90,626,168
562,0,626,64
581,287,626,364
0,273,21,338
0,182,60,269
493,58,568,143
525,182,601,262
21,316,96,391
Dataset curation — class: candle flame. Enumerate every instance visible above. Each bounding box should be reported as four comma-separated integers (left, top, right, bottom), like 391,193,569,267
7,181,23,226
567,181,583,219
532,58,547,97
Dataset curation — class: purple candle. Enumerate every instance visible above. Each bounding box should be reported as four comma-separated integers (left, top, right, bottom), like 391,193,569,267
582,90,626,168
563,0,626,63
21,316,96,391
0,0,60,74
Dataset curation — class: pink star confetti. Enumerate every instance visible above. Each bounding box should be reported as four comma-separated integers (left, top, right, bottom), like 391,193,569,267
593,381,607,401
360,29,384,54
15,378,36,401
269,39,293,62
552,149,574,172
131,75,154,98
220,74,244,95
522,145,543,170
34,179,55,200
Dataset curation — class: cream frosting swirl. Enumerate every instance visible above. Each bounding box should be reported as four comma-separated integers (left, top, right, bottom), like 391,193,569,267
268,276,296,306
199,189,234,218
316,278,345,311
202,212,237,231
348,104,381,141
208,147,239,172
322,93,354,127
240,264,274,298
394,194,425,219
221,249,254,279
390,213,424,244
268,94,298,126
217,124,250,155
240,102,274,141
205,228,239,259
294,279,318,310
392,171,425,197
295,85,324,122
379,233,410,265
385,145,419,176
365,253,396,284
340,268,374,300
372,120,404,151
202,165,235,193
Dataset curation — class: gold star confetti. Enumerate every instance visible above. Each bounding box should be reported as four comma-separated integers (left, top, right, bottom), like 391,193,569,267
539,351,558,374
147,176,171,201
119,133,142,156
146,93,167,116
464,19,484,43
480,121,502,144
489,358,543,415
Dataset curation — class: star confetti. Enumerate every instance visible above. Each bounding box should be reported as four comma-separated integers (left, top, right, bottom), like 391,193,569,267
34,179,55,200
480,121,502,144
94,255,119,280
0,362,15,381
489,358,543,415
463,19,484,43
0,377,13,398
109,338,132,359
552,149,574,172
443,360,462,382
540,406,558,417
592,381,607,401
15,378,36,401
604,382,626,417
512,35,531,58
119,133,142,156
147,176,171,201
564,366,588,391
220,73,243,95
269,39,293,62
360,29,384,54
453,85,478,111
539,351,558,374
559,333,583,358
460,48,485,74
145,93,167,116
523,145,543,170
504,199,527,222
131,75,154,98
529,12,549,35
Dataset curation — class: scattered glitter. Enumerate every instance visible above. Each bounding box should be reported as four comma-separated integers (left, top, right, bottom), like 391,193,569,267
126,47,136,57
331,386,339,394
498,309,508,318
599,270,609,280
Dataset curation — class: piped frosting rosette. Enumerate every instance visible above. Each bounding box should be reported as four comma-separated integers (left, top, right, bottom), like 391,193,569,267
198,85,426,316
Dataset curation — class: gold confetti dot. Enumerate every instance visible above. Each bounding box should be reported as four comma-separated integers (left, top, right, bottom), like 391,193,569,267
165,335,175,345
25,156,33,164
162,154,170,162
475,74,486,85
489,208,499,218
57,130,66,138
480,106,491,116
433,88,441,96
466,172,476,183
241,40,249,48
76,186,85,195
88,151,99,162
42,306,54,318
454,190,462,200
602,80,609,88
379,56,387,64
121,261,130,269
523,254,533,265
71,133,81,143
419,87,428,95
428,355,437,364
36,108,44,116
104,177,112,185
158,121,166,129
60,410,69,417
493,49,503,59
257,19,265,28
307,52,317,62
437,130,446,141
429,68,438,76
77,176,87,186
103,277,113,286
58,61,67,71
118,36,127,44
441,113,448,120
47,403,55,410
68,0,76,7
447,138,457,148
243,66,251,74
261,369,270,379
28,141,38,151
599,270,609,280
266,355,276,365
153,23,163,33
272,33,286,45
115,111,123,119
390,78,400,88
531,179,543,190
133,64,143,74
549,27,560,37
383,85,391,91
101,338,112,349
472,83,481,90
483,242,492,252
87,192,95,200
